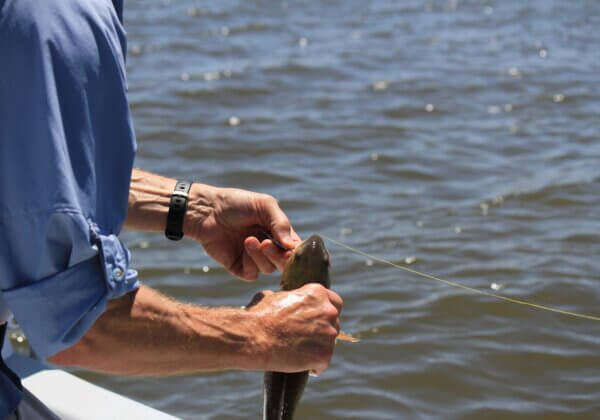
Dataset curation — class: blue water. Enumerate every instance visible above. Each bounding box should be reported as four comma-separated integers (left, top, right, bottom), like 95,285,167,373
71,0,600,418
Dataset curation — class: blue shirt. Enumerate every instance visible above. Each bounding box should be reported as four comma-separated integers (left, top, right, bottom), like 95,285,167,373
0,0,139,415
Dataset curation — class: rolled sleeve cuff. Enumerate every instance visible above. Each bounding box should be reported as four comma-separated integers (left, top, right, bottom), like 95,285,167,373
96,233,140,300
1,234,139,359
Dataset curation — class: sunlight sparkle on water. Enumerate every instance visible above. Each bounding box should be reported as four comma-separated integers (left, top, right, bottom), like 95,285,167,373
507,67,521,77
480,203,489,216
203,72,220,81
372,81,388,91
186,7,204,17
340,227,352,237
488,105,501,115
129,44,142,56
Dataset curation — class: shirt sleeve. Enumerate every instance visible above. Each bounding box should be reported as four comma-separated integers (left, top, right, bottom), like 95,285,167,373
0,213,140,359
0,0,139,358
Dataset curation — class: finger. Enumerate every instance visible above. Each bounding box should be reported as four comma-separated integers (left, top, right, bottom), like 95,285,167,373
281,226,302,249
333,318,340,334
289,226,302,245
270,223,302,251
245,237,277,274
240,250,259,282
259,240,292,272
327,289,344,314
299,282,328,297
311,348,334,376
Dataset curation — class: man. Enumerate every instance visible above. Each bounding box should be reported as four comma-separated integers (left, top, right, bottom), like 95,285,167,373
0,0,342,417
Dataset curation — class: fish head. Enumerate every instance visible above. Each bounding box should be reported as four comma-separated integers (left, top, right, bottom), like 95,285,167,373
281,234,330,290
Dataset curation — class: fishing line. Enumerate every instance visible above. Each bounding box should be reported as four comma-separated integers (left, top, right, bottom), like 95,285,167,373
321,234,600,322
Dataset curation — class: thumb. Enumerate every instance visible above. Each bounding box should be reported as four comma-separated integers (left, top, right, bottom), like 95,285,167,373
272,224,301,251
257,195,301,249
268,215,302,251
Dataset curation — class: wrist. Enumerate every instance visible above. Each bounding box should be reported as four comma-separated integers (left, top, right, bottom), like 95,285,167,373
182,306,271,371
125,169,177,232
236,310,272,371
182,183,218,241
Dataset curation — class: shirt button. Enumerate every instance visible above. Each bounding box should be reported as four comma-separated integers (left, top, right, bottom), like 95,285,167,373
113,267,125,281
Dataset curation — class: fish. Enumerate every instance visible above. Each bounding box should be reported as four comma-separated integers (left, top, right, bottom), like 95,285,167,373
263,234,337,420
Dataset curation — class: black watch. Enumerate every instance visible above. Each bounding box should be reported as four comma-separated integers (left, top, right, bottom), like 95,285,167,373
165,181,193,241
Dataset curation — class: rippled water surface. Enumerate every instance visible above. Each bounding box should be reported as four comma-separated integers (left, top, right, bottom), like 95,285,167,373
78,0,600,418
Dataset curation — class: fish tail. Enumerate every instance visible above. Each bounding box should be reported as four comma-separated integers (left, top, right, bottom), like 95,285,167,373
263,371,309,420
264,371,285,420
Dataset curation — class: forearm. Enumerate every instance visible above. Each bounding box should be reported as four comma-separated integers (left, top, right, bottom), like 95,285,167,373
124,168,214,235
48,285,268,375
124,169,176,232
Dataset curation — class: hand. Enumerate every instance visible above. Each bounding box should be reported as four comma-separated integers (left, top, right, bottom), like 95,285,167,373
245,283,343,374
184,184,302,281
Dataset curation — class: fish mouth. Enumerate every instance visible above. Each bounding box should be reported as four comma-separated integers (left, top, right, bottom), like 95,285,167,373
304,234,325,250
294,234,329,267
295,235,326,258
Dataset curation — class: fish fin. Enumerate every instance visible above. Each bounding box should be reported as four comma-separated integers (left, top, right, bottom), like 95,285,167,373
336,331,360,343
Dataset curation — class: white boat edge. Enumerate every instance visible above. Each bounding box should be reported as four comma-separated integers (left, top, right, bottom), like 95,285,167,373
2,334,180,420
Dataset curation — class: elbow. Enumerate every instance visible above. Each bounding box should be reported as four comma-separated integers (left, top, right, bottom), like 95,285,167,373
48,291,137,367
47,333,96,367
47,349,74,366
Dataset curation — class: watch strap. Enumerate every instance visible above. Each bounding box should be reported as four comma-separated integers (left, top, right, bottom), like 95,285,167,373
165,181,192,241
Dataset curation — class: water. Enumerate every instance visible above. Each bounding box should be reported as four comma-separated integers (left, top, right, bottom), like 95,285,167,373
76,0,600,418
